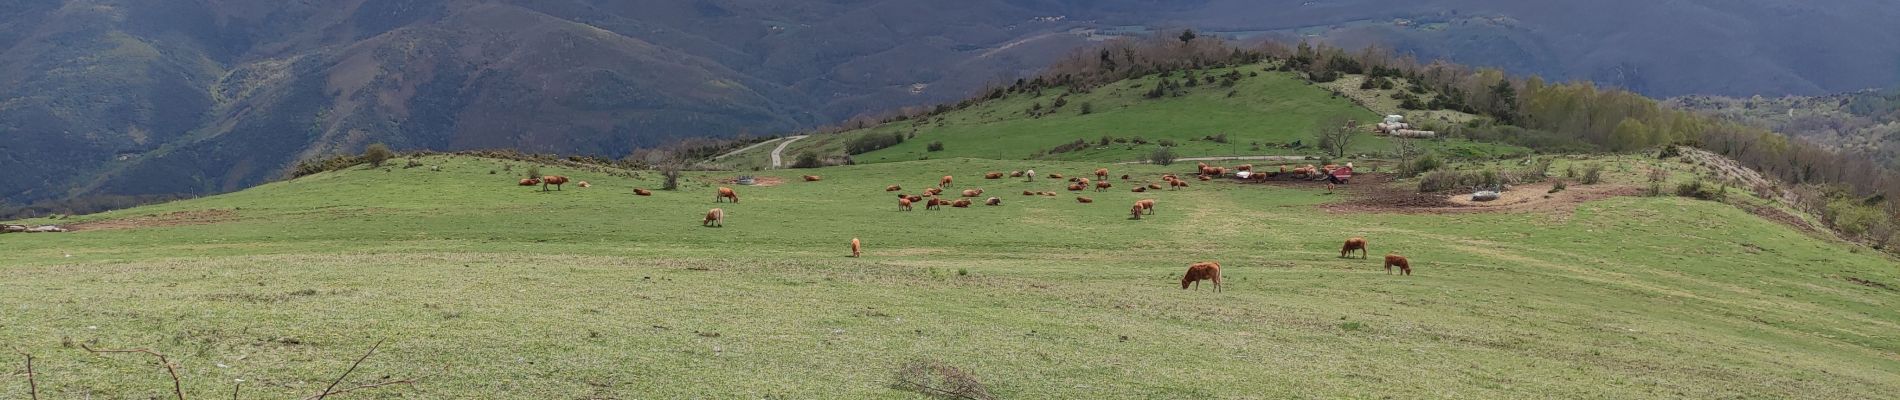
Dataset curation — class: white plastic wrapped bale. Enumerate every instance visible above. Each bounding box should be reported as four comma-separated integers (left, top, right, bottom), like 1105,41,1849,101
1471,191,1501,202
1235,171,1253,179
1393,129,1437,138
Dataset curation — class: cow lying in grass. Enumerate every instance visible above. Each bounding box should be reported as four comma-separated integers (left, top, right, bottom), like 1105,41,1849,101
1182,262,1222,292
634,188,653,196
803,175,822,182
519,178,540,187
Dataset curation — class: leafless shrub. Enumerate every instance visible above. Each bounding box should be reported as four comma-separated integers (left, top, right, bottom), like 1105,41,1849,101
893,359,995,400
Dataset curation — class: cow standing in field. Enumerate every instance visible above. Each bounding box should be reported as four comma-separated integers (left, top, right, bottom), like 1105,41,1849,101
1136,199,1155,215
1130,203,1145,220
703,208,725,227
1341,238,1368,259
899,197,914,211
1095,168,1109,181
941,175,954,187
715,187,739,203
1095,181,1112,192
1384,254,1412,276
542,176,570,191
927,197,946,210
851,238,862,258
1182,262,1222,292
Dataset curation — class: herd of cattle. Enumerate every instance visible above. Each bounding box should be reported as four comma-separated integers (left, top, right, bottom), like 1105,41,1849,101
510,161,1414,292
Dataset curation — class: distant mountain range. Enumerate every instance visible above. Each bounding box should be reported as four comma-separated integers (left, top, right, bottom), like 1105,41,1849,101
5,0,1899,211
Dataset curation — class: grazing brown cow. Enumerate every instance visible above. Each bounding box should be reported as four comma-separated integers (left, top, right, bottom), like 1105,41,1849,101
1095,181,1112,191
803,175,822,182
1136,199,1156,215
941,175,954,187
1078,177,1091,187
634,188,653,196
952,199,973,208
715,187,740,203
985,197,1002,206
1130,203,1145,220
985,172,1003,179
542,176,571,191
1384,254,1412,275
851,238,862,258
963,189,981,197
577,181,591,188
1067,183,1085,191
926,197,945,210
1341,237,1368,259
703,208,725,227
899,198,914,211
1213,167,1227,177
887,185,902,192
518,178,540,186
1076,196,1094,203
1095,168,1109,180
925,187,943,196
1132,186,1148,193
1182,262,1222,292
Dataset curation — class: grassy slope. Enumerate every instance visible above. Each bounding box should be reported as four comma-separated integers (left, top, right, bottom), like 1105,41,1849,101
3,155,1897,398
722,64,1525,170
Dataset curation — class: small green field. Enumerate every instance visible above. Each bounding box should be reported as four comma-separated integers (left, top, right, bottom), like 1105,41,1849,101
721,65,1526,170
3,155,1898,398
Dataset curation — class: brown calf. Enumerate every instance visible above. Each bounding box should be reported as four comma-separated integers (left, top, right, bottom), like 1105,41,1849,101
1182,262,1222,292
715,187,739,203
1341,238,1368,259
899,198,914,211
703,208,724,227
851,238,862,258
941,175,954,187
1384,254,1412,275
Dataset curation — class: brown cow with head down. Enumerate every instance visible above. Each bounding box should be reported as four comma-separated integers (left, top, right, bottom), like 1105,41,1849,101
926,197,946,210
941,175,954,187
1130,203,1145,220
1182,262,1222,292
899,198,914,211
851,238,862,258
1095,181,1112,192
1384,254,1412,275
542,176,571,191
715,187,739,203
1341,238,1368,259
703,208,725,227
1136,199,1155,215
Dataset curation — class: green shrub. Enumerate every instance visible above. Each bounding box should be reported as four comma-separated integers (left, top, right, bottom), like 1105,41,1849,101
364,143,393,167
1580,164,1604,184
1419,170,1462,192
526,166,542,179
926,141,945,152
1550,180,1567,193
792,152,823,169
1150,147,1178,166
846,132,905,155
1157,138,1177,147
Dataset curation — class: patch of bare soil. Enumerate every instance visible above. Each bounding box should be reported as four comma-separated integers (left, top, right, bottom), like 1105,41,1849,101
66,209,239,231
718,176,785,187
1741,203,1822,235
1322,179,1641,215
